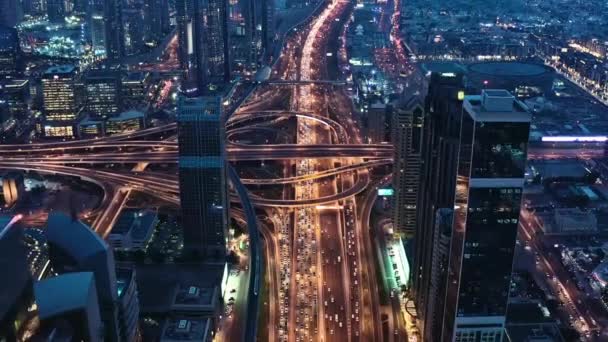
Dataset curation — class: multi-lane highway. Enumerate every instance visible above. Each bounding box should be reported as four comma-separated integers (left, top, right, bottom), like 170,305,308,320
0,1,395,341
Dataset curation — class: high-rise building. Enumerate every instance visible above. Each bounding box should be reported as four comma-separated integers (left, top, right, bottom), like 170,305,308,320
441,90,531,341
88,0,107,57
103,0,125,61
176,0,230,93
116,268,140,342
45,212,121,341
0,215,33,342
367,101,388,144
0,0,23,28
0,26,20,78
42,65,80,137
261,0,274,59
86,0,126,59
144,0,169,43
177,95,228,258
392,96,424,237
47,0,65,23
34,272,104,342
85,67,121,119
123,6,146,56
412,71,465,341
0,79,29,118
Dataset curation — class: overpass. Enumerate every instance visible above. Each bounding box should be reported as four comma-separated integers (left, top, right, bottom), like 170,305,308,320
264,79,346,86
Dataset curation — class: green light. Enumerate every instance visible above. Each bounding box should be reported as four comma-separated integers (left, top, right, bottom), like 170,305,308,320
378,188,394,196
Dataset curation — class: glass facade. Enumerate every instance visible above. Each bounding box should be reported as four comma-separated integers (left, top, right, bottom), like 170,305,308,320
457,187,521,317
442,111,474,340
177,96,227,257
442,92,530,341
471,122,530,178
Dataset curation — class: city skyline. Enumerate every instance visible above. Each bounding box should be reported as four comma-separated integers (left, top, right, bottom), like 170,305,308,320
2,0,608,341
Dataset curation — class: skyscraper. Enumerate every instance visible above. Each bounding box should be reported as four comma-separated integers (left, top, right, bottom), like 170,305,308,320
88,0,124,60
144,0,169,43
34,272,104,342
412,71,465,341
176,0,230,93
0,26,20,78
85,67,121,119
441,90,531,341
88,0,107,57
45,212,140,341
0,215,33,342
47,0,65,23
177,95,228,258
392,96,424,237
42,65,80,137
0,0,23,28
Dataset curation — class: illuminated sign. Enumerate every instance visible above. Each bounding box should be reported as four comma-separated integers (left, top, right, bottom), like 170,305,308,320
541,136,608,143
458,90,465,101
440,72,456,77
378,188,394,196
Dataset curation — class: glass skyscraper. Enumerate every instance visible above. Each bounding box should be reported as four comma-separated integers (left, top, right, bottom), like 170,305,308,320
176,0,230,93
441,90,531,341
177,95,228,258
413,71,465,342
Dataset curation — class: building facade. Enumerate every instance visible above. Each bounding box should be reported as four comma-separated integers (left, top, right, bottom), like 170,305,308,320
412,71,465,342
177,96,228,257
0,26,20,78
392,96,424,237
42,65,80,137
441,90,531,341
85,67,121,119
176,0,230,93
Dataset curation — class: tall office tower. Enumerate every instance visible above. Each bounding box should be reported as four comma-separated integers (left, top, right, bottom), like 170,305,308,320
45,212,141,341
34,272,104,342
0,79,30,118
412,72,464,342
104,0,125,61
47,0,66,23
261,0,274,59
0,0,23,28
42,65,80,137
177,95,228,257
123,6,146,56
88,0,107,57
0,215,33,342
145,0,169,42
367,101,388,143
441,90,531,341
0,26,20,78
85,67,121,119
176,0,230,93
116,268,140,342
392,96,424,237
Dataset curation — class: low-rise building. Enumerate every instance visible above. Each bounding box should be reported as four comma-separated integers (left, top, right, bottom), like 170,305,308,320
107,209,157,251
106,110,146,135
160,318,214,342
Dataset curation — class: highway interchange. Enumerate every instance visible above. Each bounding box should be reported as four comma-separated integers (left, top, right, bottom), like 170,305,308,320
2,0,606,341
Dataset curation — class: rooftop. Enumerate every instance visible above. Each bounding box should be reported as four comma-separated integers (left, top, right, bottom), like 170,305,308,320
34,272,96,319
172,284,216,307
469,62,552,77
108,110,145,122
44,65,76,76
110,208,157,239
464,90,531,122
160,318,212,342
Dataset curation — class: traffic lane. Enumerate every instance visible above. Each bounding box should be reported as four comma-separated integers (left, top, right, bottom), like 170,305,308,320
320,209,349,341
